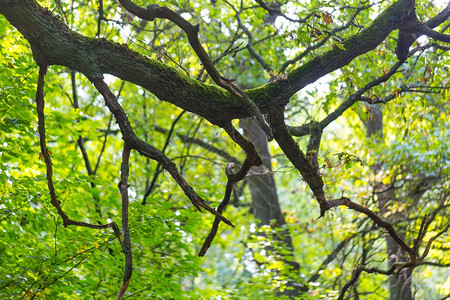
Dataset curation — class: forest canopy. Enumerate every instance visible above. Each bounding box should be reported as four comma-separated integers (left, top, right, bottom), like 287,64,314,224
0,0,449,299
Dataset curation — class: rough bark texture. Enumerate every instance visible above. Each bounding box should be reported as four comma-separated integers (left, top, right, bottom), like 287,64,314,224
0,0,412,127
1,0,448,297
268,108,328,214
0,0,421,218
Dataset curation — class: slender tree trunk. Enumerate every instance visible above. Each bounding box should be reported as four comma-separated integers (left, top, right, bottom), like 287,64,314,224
241,118,302,298
241,119,286,227
365,105,412,300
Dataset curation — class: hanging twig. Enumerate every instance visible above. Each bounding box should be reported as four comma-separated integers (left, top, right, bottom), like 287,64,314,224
198,122,265,256
92,78,233,225
199,159,252,256
35,65,121,239
116,145,132,300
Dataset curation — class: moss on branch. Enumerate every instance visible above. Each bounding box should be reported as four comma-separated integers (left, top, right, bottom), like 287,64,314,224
0,0,412,125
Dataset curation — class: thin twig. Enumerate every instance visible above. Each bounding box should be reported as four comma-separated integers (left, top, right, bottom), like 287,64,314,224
92,78,233,225
198,159,252,256
117,0,273,140
35,65,121,235
116,145,132,300
142,110,186,204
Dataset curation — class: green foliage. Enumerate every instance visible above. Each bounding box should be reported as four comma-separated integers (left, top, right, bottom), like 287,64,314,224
1,0,449,299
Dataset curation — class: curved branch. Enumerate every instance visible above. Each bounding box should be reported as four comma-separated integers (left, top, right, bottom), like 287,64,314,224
0,0,419,126
199,159,252,257
223,123,262,166
416,24,450,43
327,197,414,258
117,0,273,140
35,65,122,237
319,60,404,130
198,122,265,256
289,58,405,138
93,78,234,226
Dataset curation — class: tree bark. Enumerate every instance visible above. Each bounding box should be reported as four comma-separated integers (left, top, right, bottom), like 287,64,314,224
241,119,284,226
366,105,412,300
0,0,413,127
241,118,301,298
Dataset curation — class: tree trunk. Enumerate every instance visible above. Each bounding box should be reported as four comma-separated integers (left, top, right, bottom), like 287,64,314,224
365,105,412,300
241,119,285,227
241,118,302,298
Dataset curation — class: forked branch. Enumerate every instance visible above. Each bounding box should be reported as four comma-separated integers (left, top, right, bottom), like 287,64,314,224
117,0,273,140
92,78,233,226
199,159,252,256
199,123,264,256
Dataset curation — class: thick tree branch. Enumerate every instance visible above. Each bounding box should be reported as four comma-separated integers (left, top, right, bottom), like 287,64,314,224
268,108,328,216
92,78,233,226
289,58,404,138
287,121,318,137
279,5,369,73
0,0,422,126
416,23,450,43
306,126,322,169
288,41,445,136
396,3,450,59
117,0,273,140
